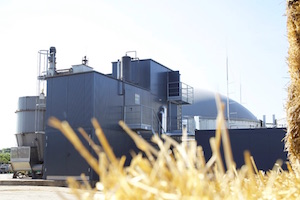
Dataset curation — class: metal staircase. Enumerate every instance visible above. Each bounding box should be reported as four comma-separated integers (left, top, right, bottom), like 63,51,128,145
167,71,193,132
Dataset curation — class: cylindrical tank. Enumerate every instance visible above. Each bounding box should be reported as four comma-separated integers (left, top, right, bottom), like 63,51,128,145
16,96,46,134
122,55,131,82
15,96,46,161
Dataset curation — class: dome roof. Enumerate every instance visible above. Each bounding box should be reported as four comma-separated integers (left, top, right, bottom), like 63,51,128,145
182,89,258,122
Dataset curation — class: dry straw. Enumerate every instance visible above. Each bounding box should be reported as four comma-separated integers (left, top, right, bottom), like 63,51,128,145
286,0,300,173
48,1,300,198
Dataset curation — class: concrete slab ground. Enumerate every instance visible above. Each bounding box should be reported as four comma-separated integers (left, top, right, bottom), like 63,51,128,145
0,174,67,187
0,185,78,200
0,174,13,180
0,174,103,200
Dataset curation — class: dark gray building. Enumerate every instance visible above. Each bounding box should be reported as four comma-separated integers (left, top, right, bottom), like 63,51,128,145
195,128,287,171
43,49,193,181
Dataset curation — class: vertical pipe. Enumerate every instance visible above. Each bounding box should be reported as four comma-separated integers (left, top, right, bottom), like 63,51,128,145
117,59,121,80
48,47,56,76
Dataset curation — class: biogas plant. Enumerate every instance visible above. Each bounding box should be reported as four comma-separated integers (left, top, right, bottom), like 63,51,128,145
10,47,284,182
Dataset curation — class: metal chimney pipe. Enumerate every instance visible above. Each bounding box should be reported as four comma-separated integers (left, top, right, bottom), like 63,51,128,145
122,55,131,82
48,47,56,76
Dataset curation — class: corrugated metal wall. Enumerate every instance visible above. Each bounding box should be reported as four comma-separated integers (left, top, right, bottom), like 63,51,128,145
44,73,94,179
44,70,165,181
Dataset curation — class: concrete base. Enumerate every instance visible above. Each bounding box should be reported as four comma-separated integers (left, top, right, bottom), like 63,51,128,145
0,174,104,200
0,174,67,187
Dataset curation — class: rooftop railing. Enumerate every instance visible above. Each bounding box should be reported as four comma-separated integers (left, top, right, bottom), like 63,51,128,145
124,105,164,135
167,81,194,104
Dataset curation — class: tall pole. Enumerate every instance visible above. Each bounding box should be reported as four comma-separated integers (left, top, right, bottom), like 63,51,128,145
240,81,242,104
226,55,230,127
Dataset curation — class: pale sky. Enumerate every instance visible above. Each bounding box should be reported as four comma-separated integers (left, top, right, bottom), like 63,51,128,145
0,0,288,148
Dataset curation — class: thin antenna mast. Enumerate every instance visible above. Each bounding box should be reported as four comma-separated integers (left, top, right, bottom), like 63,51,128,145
240,81,242,104
226,54,230,126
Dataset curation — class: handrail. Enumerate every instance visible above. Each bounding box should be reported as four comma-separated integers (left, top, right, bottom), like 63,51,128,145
152,109,165,135
124,105,164,135
167,81,194,104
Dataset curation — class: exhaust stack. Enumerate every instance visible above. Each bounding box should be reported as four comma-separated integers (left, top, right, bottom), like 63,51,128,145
48,47,56,76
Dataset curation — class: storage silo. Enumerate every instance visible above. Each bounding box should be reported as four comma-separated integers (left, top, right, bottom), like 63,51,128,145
11,96,46,177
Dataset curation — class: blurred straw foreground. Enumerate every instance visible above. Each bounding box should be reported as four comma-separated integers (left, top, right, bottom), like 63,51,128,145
48,1,300,199
286,0,300,173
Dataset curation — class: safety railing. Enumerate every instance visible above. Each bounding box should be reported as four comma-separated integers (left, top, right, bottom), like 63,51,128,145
167,81,193,104
124,105,164,135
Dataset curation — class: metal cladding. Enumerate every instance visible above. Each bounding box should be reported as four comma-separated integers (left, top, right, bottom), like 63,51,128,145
44,58,194,181
122,55,132,82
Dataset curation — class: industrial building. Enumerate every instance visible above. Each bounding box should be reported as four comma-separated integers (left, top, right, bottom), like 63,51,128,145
11,47,194,181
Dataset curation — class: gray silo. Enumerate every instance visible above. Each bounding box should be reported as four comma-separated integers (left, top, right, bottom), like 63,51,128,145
11,95,46,177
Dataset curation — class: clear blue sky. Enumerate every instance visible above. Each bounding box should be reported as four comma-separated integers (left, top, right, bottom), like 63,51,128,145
0,0,288,148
